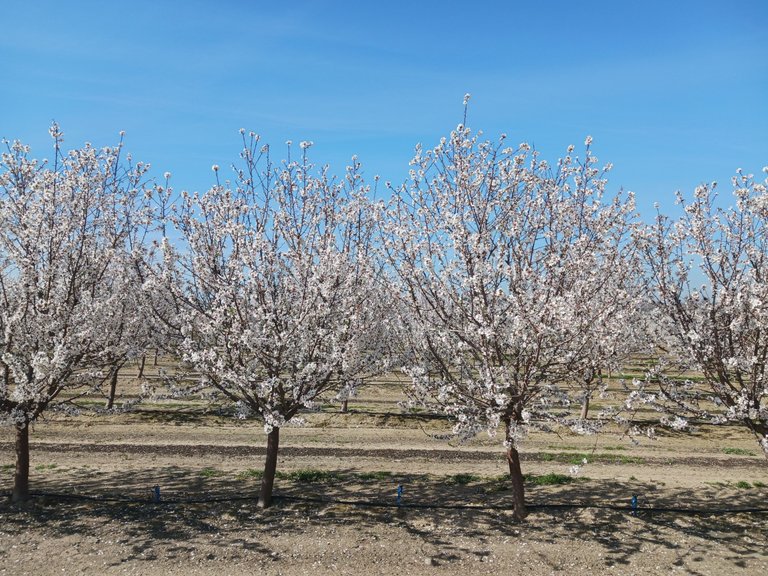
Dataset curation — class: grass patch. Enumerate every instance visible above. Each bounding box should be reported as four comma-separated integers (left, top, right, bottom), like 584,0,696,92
546,444,582,451
1,463,15,472
445,473,481,485
602,454,645,464
34,463,58,471
484,475,511,492
722,447,756,457
537,452,643,465
199,467,222,478
235,468,263,480
237,468,392,483
753,481,766,488
735,480,752,489
526,473,575,486
280,469,342,483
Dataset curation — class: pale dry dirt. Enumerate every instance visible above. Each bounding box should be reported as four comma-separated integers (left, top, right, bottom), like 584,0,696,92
1,373,767,575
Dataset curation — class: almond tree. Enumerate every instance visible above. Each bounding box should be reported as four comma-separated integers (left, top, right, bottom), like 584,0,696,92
632,168,768,458
98,249,158,410
0,125,149,501
560,260,648,421
157,134,388,507
383,113,639,520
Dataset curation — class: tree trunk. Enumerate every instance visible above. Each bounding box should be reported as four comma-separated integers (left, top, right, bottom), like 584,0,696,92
258,427,280,508
504,417,528,520
580,394,590,420
153,349,159,366
506,442,528,520
340,399,349,413
12,422,30,503
105,365,120,410
137,355,146,380
750,422,768,462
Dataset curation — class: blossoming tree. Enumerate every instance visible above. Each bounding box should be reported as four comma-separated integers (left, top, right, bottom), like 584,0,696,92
0,126,149,501
383,112,639,519
633,168,768,458
158,134,388,507
560,259,648,421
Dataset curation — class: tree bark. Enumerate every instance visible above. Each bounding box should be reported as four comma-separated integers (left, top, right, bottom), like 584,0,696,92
12,422,30,503
105,365,120,410
750,422,768,462
506,443,528,520
257,427,280,508
504,417,528,520
137,355,146,380
580,394,590,420
340,399,349,413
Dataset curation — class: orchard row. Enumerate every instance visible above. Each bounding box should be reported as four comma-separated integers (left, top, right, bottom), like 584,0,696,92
1,122,766,517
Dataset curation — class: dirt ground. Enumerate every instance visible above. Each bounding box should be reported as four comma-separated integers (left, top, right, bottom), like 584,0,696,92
1,378,767,575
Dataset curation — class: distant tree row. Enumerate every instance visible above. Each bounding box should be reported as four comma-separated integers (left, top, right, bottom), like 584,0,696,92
1,114,766,519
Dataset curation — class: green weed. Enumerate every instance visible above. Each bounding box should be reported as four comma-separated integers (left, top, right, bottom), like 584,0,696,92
199,467,222,478
538,452,643,465
281,469,341,483
722,447,756,456
235,468,263,480
526,473,574,486
484,475,510,492
735,480,752,489
446,473,481,485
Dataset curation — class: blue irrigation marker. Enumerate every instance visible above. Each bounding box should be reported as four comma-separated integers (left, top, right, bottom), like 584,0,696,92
153,485,161,503
396,484,403,507
631,494,638,516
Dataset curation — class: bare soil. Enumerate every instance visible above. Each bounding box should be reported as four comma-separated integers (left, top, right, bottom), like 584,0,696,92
1,376,767,575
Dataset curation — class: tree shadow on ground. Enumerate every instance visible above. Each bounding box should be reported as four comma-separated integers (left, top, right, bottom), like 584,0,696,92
2,465,767,572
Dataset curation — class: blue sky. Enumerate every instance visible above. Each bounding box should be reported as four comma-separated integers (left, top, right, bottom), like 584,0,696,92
1,0,766,216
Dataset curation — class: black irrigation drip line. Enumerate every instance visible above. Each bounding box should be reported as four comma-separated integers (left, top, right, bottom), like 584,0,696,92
274,495,768,515
21,491,256,505
7,491,768,515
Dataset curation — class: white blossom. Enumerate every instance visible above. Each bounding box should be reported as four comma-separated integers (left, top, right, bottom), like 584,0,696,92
384,121,640,518
637,170,768,458
155,134,393,506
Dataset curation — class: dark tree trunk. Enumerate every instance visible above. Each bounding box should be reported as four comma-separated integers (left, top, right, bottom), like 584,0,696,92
137,355,146,380
750,422,768,462
580,394,590,420
340,399,349,413
505,419,528,520
258,427,280,508
105,365,120,410
153,349,159,366
12,422,30,503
